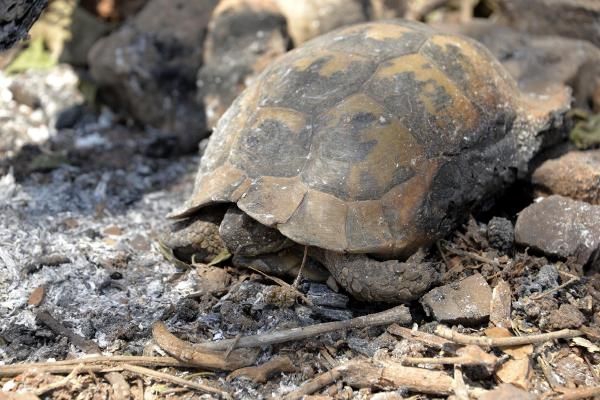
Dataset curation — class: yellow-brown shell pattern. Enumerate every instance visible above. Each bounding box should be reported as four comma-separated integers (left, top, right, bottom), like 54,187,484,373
178,20,523,257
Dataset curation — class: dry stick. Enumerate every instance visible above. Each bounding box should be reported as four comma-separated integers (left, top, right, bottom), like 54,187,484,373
403,345,498,367
0,356,197,377
436,240,451,270
118,364,231,399
435,325,582,347
553,386,600,400
283,368,343,400
36,309,101,354
402,355,489,366
537,355,561,390
530,271,580,300
104,371,131,400
453,366,469,400
193,305,412,351
34,365,83,396
443,247,499,266
284,359,455,400
243,265,312,305
292,245,308,289
387,324,453,349
152,323,258,371
226,356,296,383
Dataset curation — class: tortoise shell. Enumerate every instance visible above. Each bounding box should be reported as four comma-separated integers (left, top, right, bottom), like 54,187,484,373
173,20,565,257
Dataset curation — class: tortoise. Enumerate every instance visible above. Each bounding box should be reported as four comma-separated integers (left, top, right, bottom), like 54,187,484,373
165,20,569,303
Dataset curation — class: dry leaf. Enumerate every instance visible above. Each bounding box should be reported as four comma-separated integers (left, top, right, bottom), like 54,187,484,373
496,358,532,390
571,337,600,353
28,286,45,306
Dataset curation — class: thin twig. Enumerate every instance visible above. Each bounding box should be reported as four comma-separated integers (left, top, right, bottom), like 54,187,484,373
435,325,582,347
443,247,499,267
436,241,451,270
292,246,308,289
387,324,453,350
530,271,580,300
402,355,488,366
553,386,600,400
36,309,101,354
193,305,412,351
537,355,560,390
34,365,83,396
243,264,312,305
403,345,498,367
453,366,469,400
283,368,343,400
0,356,198,377
223,334,242,360
119,364,231,399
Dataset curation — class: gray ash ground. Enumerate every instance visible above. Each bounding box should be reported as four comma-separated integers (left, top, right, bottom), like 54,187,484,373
1,64,599,399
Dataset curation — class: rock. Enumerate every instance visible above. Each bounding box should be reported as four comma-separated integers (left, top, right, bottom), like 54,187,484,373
0,0,48,50
490,279,512,329
437,19,600,112
369,0,409,19
553,353,597,386
175,298,199,322
311,306,353,321
532,150,600,205
197,0,289,129
89,0,218,153
487,217,514,253
420,273,492,325
514,195,600,266
542,304,586,330
495,0,600,48
307,283,349,308
274,0,369,45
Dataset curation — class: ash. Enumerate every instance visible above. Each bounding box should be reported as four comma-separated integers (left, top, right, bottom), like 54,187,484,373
0,64,204,363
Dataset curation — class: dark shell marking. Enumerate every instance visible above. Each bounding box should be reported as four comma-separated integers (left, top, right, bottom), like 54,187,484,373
175,20,535,257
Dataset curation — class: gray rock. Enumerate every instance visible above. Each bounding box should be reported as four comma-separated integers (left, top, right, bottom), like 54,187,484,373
515,195,600,266
495,0,600,48
198,0,289,129
307,283,349,308
420,274,492,325
311,306,353,321
533,150,600,205
89,0,218,153
487,217,514,253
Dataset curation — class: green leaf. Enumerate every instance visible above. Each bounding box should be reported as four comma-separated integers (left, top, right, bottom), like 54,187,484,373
570,112,600,149
5,37,56,74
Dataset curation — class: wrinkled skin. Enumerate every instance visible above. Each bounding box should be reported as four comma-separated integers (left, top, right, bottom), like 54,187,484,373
166,205,439,303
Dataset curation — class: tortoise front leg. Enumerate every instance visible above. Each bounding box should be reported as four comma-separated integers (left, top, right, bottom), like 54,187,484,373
313,249,439,303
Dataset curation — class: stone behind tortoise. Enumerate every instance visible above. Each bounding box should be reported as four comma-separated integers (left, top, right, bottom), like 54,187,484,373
172,20,569,258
